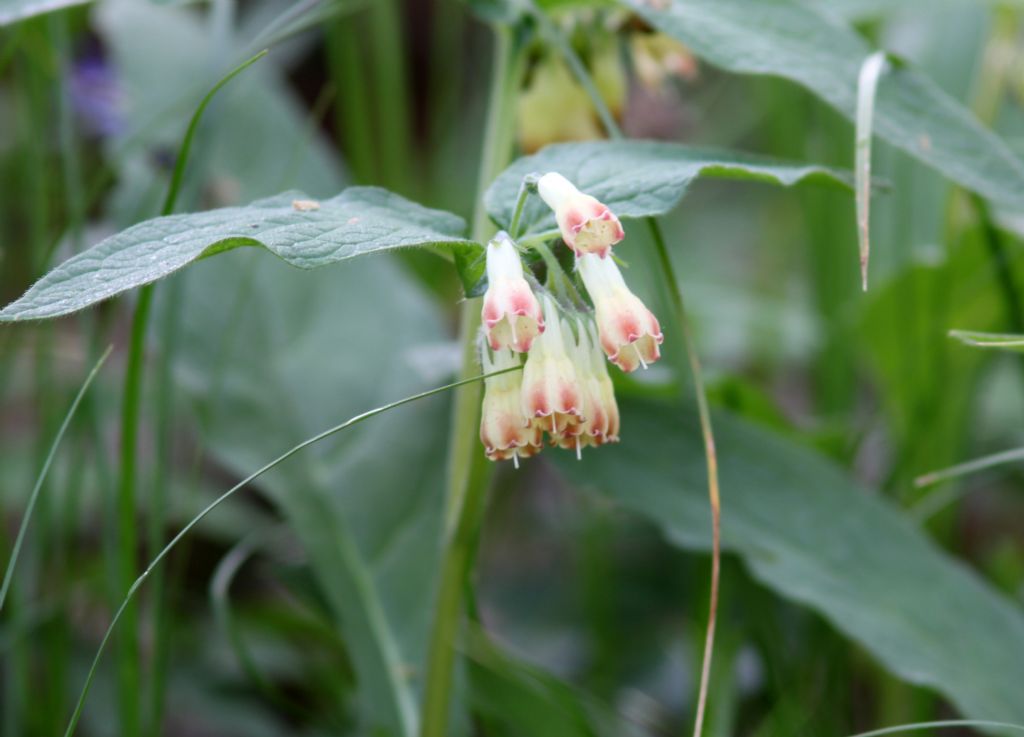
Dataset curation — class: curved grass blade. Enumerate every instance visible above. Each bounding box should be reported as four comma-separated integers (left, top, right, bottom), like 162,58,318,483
849,719,1024,737
949,329,1024,351
161,49,268,217
855,51,888,291
915,446,1024,489
61,366,519,737
0,345,111,612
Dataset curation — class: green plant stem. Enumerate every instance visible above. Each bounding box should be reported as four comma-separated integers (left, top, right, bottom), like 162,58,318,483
115,285,153,737
971,195,1024,334
325,15,374,183
517,228,561,248
543,13,722,737
421,24,522,737
111,49,268,737
532,238,581,306
508,176,538,239
369,0,414,194
62,368,517,737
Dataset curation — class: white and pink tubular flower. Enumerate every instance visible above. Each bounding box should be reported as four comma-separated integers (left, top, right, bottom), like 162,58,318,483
479,347,542,466
537,172,624,258
577,253,663,373
481,232,545,353
552,320,621,458
520,298,586,440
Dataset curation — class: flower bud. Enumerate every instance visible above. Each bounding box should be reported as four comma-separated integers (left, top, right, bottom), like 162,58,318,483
481,232,544,353
577,253,663,372
480,347,542,466
537,172,624,258
517,56,602,154
521,298,585,440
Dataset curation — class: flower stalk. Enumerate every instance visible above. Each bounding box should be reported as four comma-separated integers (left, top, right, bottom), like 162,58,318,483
536,11,723,737
421,24,523,737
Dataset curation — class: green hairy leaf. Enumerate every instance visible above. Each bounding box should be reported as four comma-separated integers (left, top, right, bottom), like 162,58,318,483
556,399,1024,726
0,187,474,322
627,0,1024,209
486,140,853,235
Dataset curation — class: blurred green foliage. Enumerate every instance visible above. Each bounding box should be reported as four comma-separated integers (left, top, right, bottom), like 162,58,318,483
2,1,1024,737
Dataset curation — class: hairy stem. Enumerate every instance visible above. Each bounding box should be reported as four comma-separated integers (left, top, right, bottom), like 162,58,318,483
421,24,522,737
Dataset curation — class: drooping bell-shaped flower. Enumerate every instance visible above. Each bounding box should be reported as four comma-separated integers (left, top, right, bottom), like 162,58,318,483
521,298,585,440
480,347,542,466
537,172,624,258
552,321,620,458
481,232,545,353
577,253,663,373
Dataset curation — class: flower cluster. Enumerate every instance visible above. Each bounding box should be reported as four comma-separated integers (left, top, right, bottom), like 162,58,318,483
478,174,663,466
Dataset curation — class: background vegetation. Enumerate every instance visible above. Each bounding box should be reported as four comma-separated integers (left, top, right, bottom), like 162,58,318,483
1,1,1023,736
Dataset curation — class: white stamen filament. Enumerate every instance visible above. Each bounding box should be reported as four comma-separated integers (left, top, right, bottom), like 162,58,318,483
512,449,519,469
575,435,581,460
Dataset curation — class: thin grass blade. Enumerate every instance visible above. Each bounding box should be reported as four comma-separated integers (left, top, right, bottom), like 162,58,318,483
0,345,112,612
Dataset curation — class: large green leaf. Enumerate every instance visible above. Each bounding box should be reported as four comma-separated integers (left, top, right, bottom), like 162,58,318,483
805,0,1024,20
466,628,645,737
166,250,455,737
0,0,90,25
627,0,1024,209
0,188,474,322
555,399,1024,726
485,141,853,236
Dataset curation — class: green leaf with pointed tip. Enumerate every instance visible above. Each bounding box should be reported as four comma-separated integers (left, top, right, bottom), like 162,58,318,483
485,141,853,236
0,0,90,26
950,330,1024,352
555,399,1024,727
0,187,478,322
626,0,1024,209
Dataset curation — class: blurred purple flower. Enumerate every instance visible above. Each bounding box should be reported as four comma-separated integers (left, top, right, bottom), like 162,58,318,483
69,54,126,139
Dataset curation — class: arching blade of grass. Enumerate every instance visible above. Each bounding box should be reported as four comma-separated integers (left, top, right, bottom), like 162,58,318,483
855,51,888,291
60,366,519,737
915,447,1024,489
0,345,112,613
949,329,1024,351
848,719,1024,737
